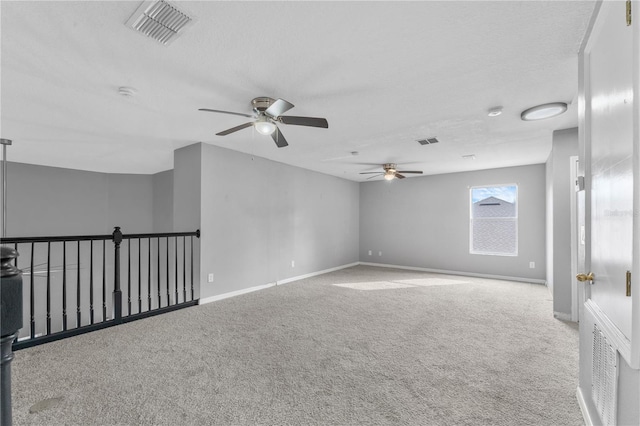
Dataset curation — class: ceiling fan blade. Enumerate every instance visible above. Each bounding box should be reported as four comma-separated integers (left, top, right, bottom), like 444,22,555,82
199,108,255,118
360,172,383,174
366,174,383,180
279,116,329,128
265,98,294,118
216,122,254,136
396,171,423,174
395,173,406,179
271,127,289,148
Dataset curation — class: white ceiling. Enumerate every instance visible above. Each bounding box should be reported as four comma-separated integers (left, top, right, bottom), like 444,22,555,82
1,1,596,181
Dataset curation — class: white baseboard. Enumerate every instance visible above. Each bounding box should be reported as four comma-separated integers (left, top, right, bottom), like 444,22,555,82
198,262,358,305
199,261,543,305
576,387,594,426
358,262,547,285
553,311,573,321
276,262,359,285
199,282,276,305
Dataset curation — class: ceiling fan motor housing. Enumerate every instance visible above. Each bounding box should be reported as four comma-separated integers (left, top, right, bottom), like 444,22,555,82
383,163,397,172
251,97,276,114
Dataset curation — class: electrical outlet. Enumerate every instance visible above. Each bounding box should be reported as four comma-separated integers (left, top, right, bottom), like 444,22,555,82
529,262,535,269
378,251,382,256
208,273,214,283
368,250,372,256
291,260,295,268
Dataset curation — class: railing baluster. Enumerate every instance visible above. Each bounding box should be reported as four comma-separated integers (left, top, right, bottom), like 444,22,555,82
77,239,81,327
138,238,142,314
102,240,106,321
190,235,194,301
147,238,151,312
182,236,186,303
90,241,94,325
62,241,67,331
30,242,35,339
174,237,178,305
46,242,51,335
127,239,131,316
14,243,18,267
157,237,161,309
166,237,170,306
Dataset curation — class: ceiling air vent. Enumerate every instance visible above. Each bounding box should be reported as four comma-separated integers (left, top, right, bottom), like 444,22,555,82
125,0,194,46
417,137,439,145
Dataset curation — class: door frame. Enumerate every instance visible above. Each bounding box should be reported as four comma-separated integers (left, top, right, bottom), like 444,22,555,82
570,156,580,322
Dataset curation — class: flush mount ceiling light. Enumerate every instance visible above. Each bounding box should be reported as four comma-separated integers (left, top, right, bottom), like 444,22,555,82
487,106,503,117
521,102,568,121
254,117,277,135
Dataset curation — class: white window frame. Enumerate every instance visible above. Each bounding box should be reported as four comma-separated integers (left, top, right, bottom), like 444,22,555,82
469,184,518,256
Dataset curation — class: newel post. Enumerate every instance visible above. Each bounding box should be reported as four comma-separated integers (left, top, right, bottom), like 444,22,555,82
1,246,22,426
112,227,123,323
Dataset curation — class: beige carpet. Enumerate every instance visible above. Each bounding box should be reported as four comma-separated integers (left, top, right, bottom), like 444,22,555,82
11,265,582,425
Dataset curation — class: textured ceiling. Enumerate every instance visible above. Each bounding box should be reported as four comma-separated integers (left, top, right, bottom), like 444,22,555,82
1,1,596,181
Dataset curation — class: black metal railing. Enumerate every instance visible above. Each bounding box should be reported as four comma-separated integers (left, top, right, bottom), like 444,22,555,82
0,227,200,350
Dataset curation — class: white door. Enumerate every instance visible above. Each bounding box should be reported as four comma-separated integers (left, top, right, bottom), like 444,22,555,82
585,0,634,342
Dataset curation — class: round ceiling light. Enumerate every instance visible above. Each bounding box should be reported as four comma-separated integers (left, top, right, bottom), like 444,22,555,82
521,102,568,121
487,106,503,117
254,117,276,135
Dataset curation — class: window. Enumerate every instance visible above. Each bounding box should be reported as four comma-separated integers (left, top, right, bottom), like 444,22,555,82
470,185,518,256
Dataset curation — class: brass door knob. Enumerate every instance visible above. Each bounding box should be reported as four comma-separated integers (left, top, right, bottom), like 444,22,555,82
576,272,595,282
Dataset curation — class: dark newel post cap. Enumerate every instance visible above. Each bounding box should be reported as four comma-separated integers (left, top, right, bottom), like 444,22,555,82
1,246,23,337
112,226,123,244
0,246,19,278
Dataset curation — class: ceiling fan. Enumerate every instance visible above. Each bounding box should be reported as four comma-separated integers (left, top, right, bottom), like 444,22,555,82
360,163,423,180
199,97,328,148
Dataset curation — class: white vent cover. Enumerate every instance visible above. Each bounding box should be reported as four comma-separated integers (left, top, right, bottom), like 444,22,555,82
125,0,194,45
592,324,618,426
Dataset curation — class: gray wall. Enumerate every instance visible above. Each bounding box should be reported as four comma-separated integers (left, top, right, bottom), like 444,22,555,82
8,154,547,296
152,169,174,232
5,162,155,236
545,128,578,317
359,164,546,281
184,143,360,300
173,144,201,234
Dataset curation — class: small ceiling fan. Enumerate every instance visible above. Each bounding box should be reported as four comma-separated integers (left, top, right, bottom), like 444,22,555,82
360,163,423,180
199,97,328,148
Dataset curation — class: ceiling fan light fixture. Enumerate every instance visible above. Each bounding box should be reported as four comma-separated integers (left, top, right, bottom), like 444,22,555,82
254,118,276,135
521,102,568,121
384,172,395,181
